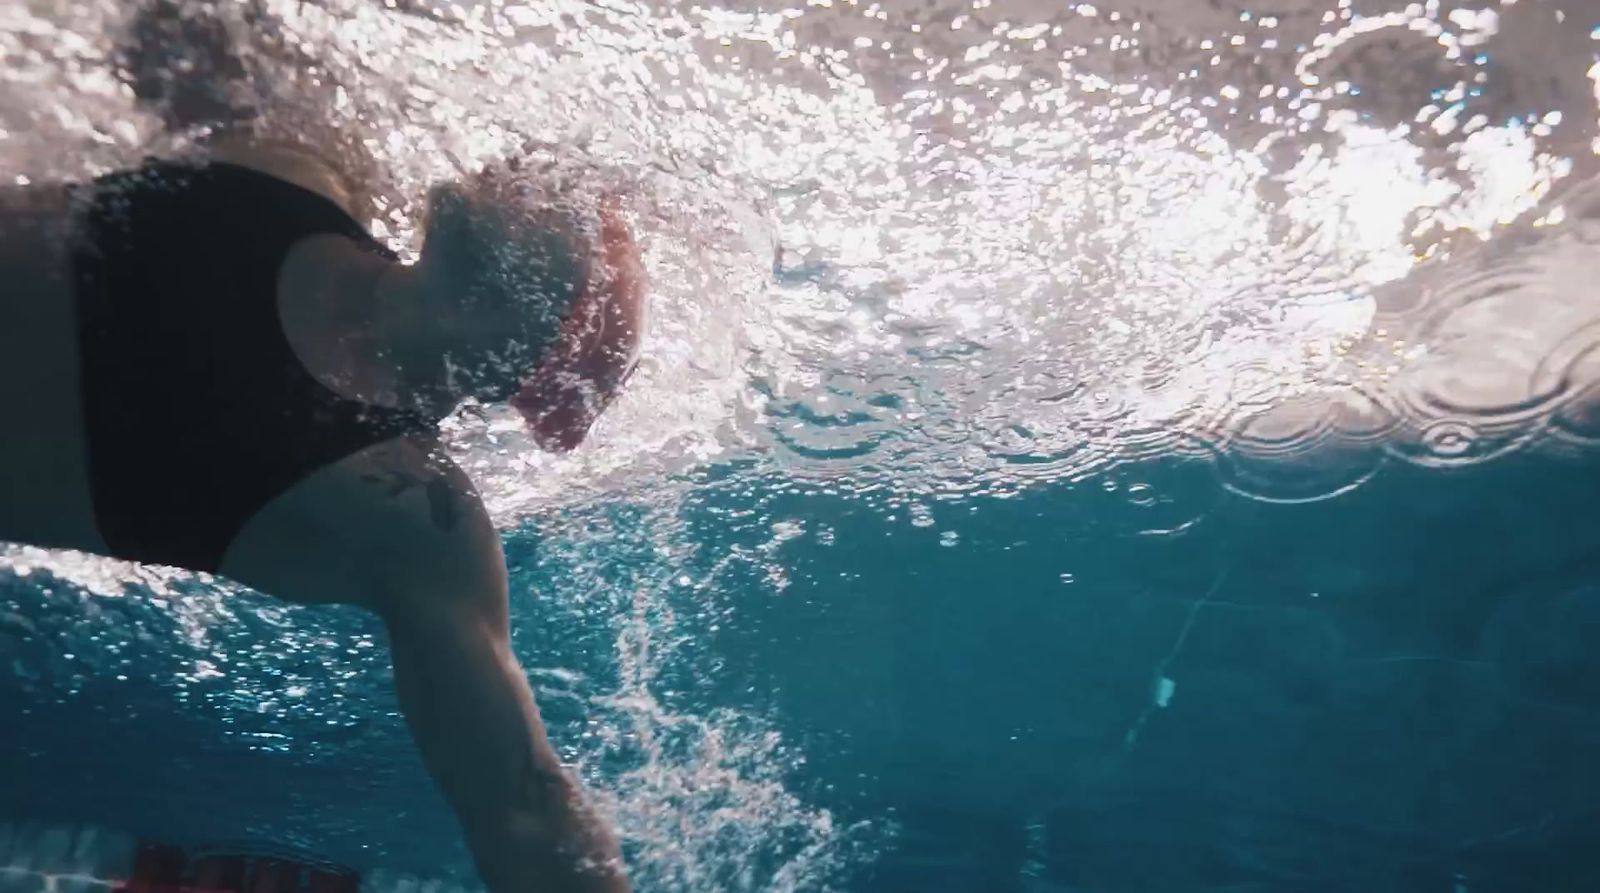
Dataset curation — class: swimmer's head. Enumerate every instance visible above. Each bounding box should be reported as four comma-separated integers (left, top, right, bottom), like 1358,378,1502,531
403,172,645,450
507,198,646,452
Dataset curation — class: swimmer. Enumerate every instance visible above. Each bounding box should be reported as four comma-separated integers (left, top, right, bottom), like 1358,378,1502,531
0,8,640,893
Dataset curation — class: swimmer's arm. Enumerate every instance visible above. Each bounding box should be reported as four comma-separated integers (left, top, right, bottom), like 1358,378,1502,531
226,438,629,893
363,448,630,893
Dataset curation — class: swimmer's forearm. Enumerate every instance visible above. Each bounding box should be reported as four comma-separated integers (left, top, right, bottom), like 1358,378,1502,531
383,599,630,893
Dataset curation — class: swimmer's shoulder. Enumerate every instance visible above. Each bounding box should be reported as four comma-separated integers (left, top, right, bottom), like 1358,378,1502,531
204,131,366,218
221,434,509,611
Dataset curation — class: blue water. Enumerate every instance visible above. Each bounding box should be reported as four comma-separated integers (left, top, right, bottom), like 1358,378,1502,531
6,448,1600,891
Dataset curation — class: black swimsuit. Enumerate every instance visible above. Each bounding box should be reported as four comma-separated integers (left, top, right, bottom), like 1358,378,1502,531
72,160,440,573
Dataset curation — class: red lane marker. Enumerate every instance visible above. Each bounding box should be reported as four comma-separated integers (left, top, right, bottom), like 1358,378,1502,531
191,854,247,893
115,842,188,893
244,857,298,893
110,841,361,893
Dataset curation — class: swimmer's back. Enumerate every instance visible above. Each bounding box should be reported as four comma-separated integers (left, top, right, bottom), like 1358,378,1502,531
69,159,439,571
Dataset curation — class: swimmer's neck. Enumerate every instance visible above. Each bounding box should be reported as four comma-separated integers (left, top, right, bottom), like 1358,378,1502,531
278,235,466,419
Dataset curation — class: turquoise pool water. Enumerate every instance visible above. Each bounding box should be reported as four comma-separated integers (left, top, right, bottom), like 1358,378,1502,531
6,448,1600,890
